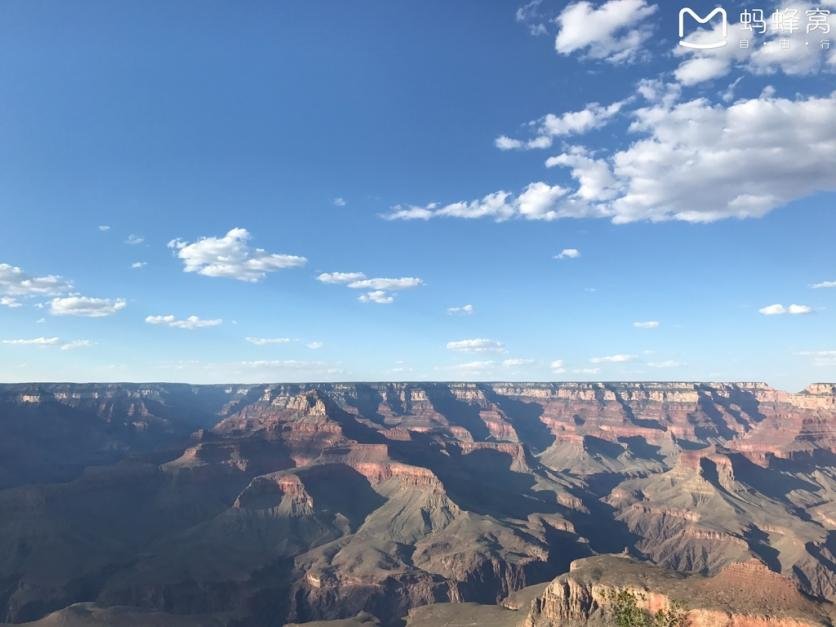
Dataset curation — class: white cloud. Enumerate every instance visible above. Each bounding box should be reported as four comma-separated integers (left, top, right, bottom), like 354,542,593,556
555,248,581,260
811,280,836,289
168,227,307,282
348,277,423,290
674,2,836,86
497,101,625,150
555,0,658,63
2,337,60,347
245,336,292,345
358,290,394,304
648,360,683,368
383,183,571,222
633,320,659,329
98,225,111,232
333,197,347,207
447,338,505,353
0,263,72,298
320,272,424,305
60,339,93,351
406,92,836,226
503,358,535,367
447,304,475,316
759,303,813,315
307,341,324,350
50,296,126,318
798,350,836,366
125,234,144,245
131,261,147,269
590,353,635,363
317,272,367,284
573,367,602,375
551,359,567,373
516,0,549,36
145,314,223,329
0,296,21,308
552,92,836,223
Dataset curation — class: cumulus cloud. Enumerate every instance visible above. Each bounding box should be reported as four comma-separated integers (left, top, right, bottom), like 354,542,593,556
1,296,22,308
0,263,71,298
811,280,836,289
50,296,126,317
674,2,836,86
447,304,475,316
555,0,658,63
125,234,144,245
555,248,581,260
306,341,324,350
396,92,836,225
145,314,223,329
131,261,147,269
168,228,307,282
98,225,111,232
319,271,423,304
317,272,367,284
573,367,602,374
447,338,505,353
550,92,836,223
633,320,660,329
590,353,635,363
333,197,347,207
245,337,292,345
358,290,395,304
758,303,812,315
551,359,567,373
496,101,625,150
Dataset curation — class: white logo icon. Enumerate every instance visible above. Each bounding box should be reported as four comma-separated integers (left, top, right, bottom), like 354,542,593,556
679,7,728,49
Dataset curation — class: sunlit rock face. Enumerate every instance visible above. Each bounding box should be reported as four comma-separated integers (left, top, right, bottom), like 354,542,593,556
0,381,833,626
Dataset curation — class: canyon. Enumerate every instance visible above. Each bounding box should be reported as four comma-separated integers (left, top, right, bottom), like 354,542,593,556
0,381,832,626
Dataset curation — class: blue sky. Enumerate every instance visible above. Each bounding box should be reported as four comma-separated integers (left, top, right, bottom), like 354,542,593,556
0,0,834,390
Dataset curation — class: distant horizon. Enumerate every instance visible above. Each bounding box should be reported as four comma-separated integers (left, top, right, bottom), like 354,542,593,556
2,379,833,395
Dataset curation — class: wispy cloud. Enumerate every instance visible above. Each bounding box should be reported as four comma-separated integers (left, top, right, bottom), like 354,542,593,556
125,234,144,245
333,197,347,207
447,304,475,316
447,338,505,353
633,320,659,329
98,225,111,232
131,261,147,269
145,314,222,329
811,280,836,289
590,353,635,364
2,337,92,351
245,336,292,345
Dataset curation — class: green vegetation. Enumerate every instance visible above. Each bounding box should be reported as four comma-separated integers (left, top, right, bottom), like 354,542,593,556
605,588,687,627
